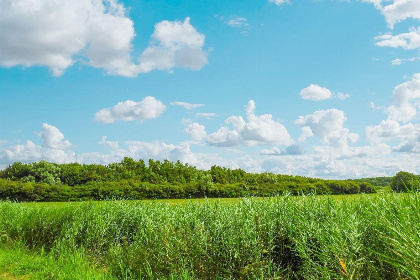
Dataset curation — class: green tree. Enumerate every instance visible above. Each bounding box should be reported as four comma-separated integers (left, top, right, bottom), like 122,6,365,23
390,171,419,192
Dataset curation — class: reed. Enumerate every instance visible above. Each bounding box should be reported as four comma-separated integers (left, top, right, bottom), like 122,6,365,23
0,193,419,279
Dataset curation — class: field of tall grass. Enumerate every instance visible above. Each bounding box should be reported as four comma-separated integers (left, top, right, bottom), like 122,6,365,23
1,193,419,279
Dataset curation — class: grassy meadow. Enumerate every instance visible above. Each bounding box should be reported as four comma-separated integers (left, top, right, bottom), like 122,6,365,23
1,193,419,279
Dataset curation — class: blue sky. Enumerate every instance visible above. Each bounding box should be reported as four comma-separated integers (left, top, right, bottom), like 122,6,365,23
1,0,419,178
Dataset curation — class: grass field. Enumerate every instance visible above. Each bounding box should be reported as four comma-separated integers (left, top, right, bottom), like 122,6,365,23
1,193,419,279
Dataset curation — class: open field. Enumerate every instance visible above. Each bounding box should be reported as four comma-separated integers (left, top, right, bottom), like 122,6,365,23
1,193,420,279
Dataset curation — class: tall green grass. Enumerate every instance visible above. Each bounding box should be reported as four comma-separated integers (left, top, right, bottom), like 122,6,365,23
1,193,419,279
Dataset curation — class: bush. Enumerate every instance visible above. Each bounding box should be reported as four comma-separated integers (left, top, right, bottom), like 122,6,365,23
390,171,419,192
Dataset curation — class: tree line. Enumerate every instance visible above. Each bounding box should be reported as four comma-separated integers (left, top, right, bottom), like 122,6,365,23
0,158,380,201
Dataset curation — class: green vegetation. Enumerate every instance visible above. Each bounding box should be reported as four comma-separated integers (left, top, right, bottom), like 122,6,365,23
346,176,393,187
1,193,420,279
0,159,376,201
390,171,420,192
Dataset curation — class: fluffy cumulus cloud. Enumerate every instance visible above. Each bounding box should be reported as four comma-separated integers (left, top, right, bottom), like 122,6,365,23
0,1,208,76
1,124,76,164
300,84,332,100
299,84,350,101
1,121,419,178
94,96,166,123
369,0,420,52
138,17,208,73
366,120,420,152
375,27,420,50
99,136,119,149
386,73,420,122
184,122,207,140
295,109,359,148
41,123,73,149
365,74,420,153
258,142,419,178
170,102,204,110
206,100,293,147
0,123,198,167
0,0,137,77
380,0,420,28
125,141,197,164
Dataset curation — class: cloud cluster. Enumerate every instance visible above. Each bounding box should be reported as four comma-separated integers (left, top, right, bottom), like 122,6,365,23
295,109,359,148
375,27,420,50
385,73,420,122
205,100,293,147
185,122,207,140
0,0,136,76
380,0,420,28
1,124,76,164
94,96,166,123
0,1,208,76
369,0,420,54
138,17,208,73
365,73,420,154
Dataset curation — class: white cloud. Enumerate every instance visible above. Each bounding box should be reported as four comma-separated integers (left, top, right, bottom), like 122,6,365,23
381,0,420,28
125,141,197,165
366,120,420,153
94,96,166,123
0,0,137,77
1,122,419,179
138,17,208,73
295,109,359,148
206,100,293,147
195,113,218,119
170,102,204,110
99,136,119,149
0,2,208,77
41,123,72,149
386,73,420,122
1,124,76,165
269,0,290,6
300,84,333,101
363,0,420,28
375,27,420,50
244,100,256,115
366,119,417,143
185,122,207,140
2,140,77,164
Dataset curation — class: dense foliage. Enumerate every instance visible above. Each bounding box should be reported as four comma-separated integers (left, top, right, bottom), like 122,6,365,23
346,176,393,187
1,194,420,279
390,171,420,192
0,159,376,201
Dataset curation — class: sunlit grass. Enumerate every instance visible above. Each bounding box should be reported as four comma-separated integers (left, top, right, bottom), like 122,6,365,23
1,192,418,279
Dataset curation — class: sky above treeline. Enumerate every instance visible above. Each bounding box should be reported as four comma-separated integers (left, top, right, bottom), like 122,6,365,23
0,0,419,179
